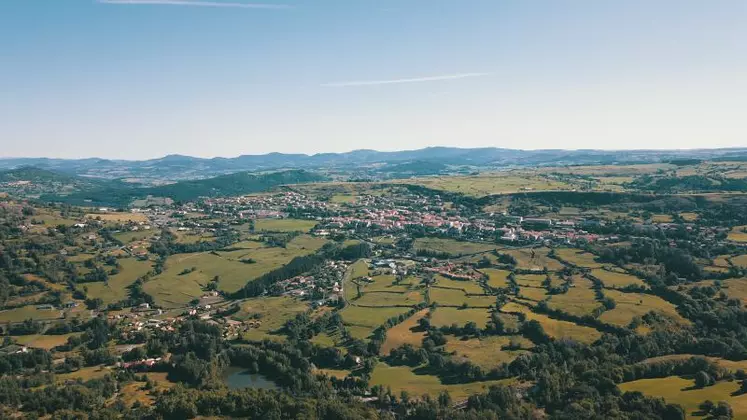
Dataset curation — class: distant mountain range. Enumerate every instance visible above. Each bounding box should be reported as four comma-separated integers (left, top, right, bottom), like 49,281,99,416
2,147,746,183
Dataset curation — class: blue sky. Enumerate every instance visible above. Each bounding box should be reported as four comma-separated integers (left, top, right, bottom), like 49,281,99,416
1,0,746,159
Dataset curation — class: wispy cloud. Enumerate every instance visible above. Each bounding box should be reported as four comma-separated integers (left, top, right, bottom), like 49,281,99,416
97,0,292,10
321,73,491,88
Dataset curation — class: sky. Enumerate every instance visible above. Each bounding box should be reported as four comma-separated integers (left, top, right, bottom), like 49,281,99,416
1,0,746,159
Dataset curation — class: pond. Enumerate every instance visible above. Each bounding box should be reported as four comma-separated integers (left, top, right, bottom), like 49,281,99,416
221,366,278,390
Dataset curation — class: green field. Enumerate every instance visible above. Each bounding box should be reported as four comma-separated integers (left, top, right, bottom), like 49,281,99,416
429,287,494,308
380,309,429,355
501,302,602,344
619,376,747,419
599,289,688,327
434,275,485,295
369,363,514,400
518,287,550,302
590,268,647,288
85,258,153,305
0,305,63,323
354,290,425,307
555,249,604,268
429,307,491,329
445,335,532,369
235,296,308,341
339,305,412,330
403,174,575,197
482,268,510,288
547,277,599,317
514,274,547,287
413,238,496,256
502,247,565,271
14,332,81,350
728,226,747,242
253,218,318,232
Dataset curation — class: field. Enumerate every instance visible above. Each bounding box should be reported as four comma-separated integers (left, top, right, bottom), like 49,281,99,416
369,363,513,400
13,332,80,350
434,275,485,295
429,287,494,308
546,277,599,316
501,302,602,344
640,354,747,373
555,249,604,268
731,255,747,268
354,290,424,307
502,247,565,271
235,296,308,341
482,268,510,288
429,307,490,329
55,365,113,383
85,212,148,223
85,258,153,305
0,305,63,323
413,238,496,256
380,309,429,355
253,218,318,232
145,235,327,305
590,268,647,288
619,376,747,419
403,174,575,197
599,289,688,327
720,278,747,305
339,305,412,332
728,226,747,242
514,274,547,287
445,335,532,369
518,287,549,302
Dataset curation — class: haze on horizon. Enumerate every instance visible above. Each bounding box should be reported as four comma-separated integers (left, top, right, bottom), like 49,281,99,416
1,0,746,160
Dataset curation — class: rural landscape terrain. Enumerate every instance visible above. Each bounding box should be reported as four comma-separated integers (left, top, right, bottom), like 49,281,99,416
1,148,747,419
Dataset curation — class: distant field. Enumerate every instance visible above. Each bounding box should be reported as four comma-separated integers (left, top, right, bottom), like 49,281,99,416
599,289,687,327
619,376,747,419
429,307,490,329
518,287,549,302
339,305,411,330
402,174,575,197
114,230,155,244
445,335,532,369
235,296,308,342
434,275,485,295
547,277,598,317
369,363,513,400
429,288,493,308
731,255,747,268
502,247,565,271
253,218,317,232
501,302,602,344
86,212,148,223
414,238,496,256
85,258,153,305
14,332,80,350
354,290,424,307
590,268,646,288
380,309,429,355
0,305,63,323
329,194,356,204
482,268,510,288
728,226,747,242
514,274,546,287
55,366,112,383
555,249,604,268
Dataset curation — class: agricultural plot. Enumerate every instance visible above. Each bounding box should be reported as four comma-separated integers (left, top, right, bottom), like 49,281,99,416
13,332,81,350
0,305,63,323
502,247,565,271
86,212,148,223
589,268,646,288
619,376,747,419
547,277,599,317
413,238,497,256
599,289,688,327
235,296,308,341
380,309,429,355
253,218,317,233
501,302,602,344
555,249,604,268
403,174,575,197
640,354,747,373
728,226,747,242
85,258,153,305
434,275,486,295
114,230,155,244
518,287,549,302
514,274,547,287
354,290,424,307
172,231,216,244
429,288,494,308
445,335,533,369
429,307,491,329
731,254,747,268
482,268,511,289
720,278,747,305
339,306,412,330
369,363,513,400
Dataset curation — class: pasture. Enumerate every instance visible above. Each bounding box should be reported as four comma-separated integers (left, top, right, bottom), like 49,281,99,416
413,237,496,256
434,275,485,295
502,247,565,271
369,363,513,400
599,289,688,327
619,376,747,419
555,249,604,268
728,226,747,242
731,254,747,268
590,268,647,288
380,309,429,355
86,212,148,223
429,307,490,329
403,174,575,197
501,302,602,344
482,268,510,289
13,332,81,350
445,335,533,369
253,218,317,232
429,287,494,308
518,287,549,302
339,305,412,330
85,258,153,305
0,305,63,323
235,296,308,341
546,277,599,317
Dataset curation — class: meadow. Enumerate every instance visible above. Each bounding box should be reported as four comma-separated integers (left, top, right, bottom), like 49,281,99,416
85,257,153,305
413,237,497,256
403,174,576,197
429,307,491,329
555,249,604,268
502,247,565,271
380,309,429,355
599,289,688,327
235,296,308,342
546,277,599,317
728,226,747,242
445,335,533,369
501,301,602,344
589,268,647,288
481,268,510,289
85,212,148,223
253,218,318,232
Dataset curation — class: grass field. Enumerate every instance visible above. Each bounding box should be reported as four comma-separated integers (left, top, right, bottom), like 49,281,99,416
339,305,412,329
501,301,602,344
413,238,496,256
555,249,604,268
640,354,747,373
369,363,513,400
590,268,647,288
380,309,429,355
0,305,63,323
720,278,747,305
728,226,747,242
330,194,357,204
403,174,575,197
354,290,425,307
518,287,549,302
86,212,148,223
429,287,494,308
445,335,532,369
85,258,153,305
547,277,599,317
253,218,318,232
599,289,688,327
235,296,308,341
55,365,113,383
114,230,155,244
429,307,490,329
482,268,510,288
434,275,485,295
13,332,80,350
514,274,547,287
731,255,747,268
502,247,565,271
619,376,747,419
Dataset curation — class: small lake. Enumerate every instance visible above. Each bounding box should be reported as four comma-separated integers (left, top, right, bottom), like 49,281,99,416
222,366,278,390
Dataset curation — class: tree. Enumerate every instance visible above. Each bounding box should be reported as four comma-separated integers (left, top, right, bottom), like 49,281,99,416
694,370,713,388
